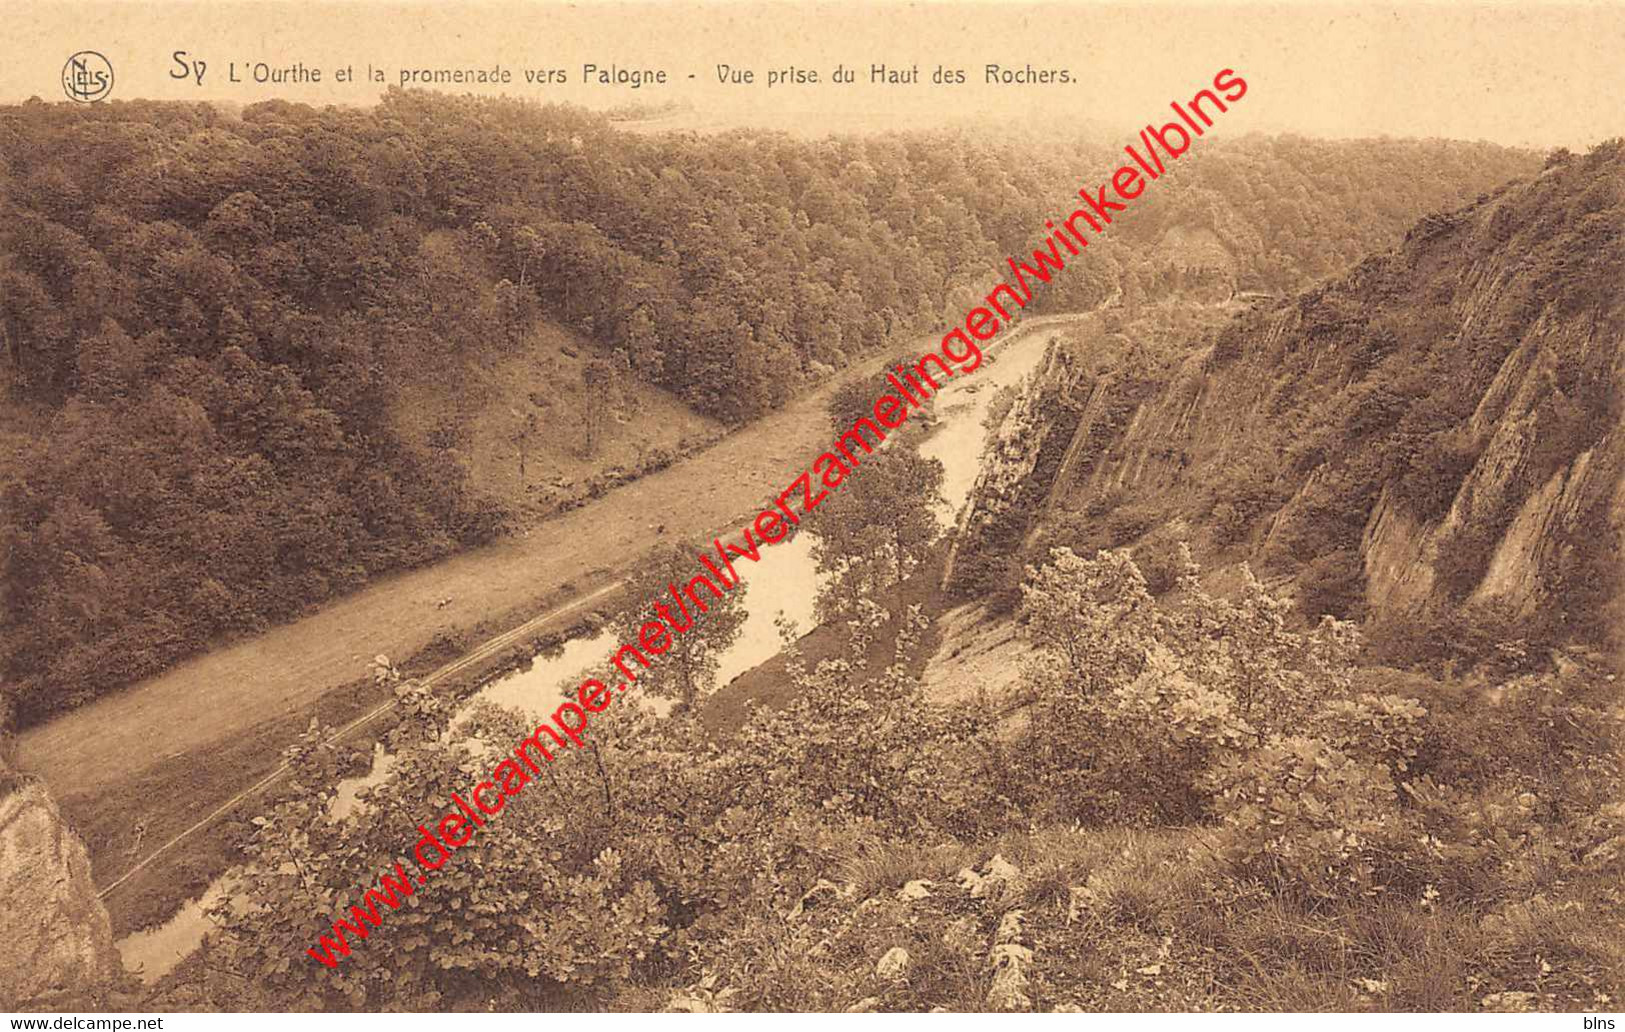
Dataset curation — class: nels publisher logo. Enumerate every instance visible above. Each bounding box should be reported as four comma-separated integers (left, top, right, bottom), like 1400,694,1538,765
62,51,114,103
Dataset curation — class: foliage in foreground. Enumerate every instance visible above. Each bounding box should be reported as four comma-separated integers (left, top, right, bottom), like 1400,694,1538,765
161,548,1622,1011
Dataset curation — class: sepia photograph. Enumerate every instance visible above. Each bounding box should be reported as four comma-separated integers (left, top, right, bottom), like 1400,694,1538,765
1,0,1622,1018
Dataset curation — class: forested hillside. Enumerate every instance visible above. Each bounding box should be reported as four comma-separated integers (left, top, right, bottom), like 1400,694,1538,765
956,141,1623,668
0,90,1536,723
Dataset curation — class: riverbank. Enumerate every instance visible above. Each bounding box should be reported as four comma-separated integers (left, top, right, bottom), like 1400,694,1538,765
22,312,1092,940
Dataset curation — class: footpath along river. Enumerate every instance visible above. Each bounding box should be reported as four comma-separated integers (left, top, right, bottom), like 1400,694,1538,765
115,313,1073,983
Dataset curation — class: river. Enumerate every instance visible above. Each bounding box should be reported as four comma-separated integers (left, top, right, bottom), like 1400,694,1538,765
114,313,1072,983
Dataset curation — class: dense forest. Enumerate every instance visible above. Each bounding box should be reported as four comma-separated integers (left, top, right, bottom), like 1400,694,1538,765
0,90,1536,723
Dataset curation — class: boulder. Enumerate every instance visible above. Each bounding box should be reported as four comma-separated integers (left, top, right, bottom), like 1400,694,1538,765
0,775,123,1006
875,946,910,979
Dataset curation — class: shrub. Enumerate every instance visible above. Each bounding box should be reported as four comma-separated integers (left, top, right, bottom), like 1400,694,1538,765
1311,693,1428,778
1432,519,1505,602
1210,326,1245,365
1206,457,1281,547
1102,503,1162,548
1205,735,1411,902
1296,548,1366,619
1130,529,1189,596
1261,468,1377,571
1364,599,1544,678
1390,429,1479,522
946,551,1022,614
1401,779,1564,901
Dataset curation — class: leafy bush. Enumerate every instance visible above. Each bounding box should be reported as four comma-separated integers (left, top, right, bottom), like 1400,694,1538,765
1401,779,1564,901
1017,548,1156,695
1011,548,1368,828
1296,548,1366,619
1311,694,1428,778
1130,527,1189,596
1205,736,1409,902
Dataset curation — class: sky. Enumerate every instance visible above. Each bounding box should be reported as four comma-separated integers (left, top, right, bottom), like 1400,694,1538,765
8,0,1625,150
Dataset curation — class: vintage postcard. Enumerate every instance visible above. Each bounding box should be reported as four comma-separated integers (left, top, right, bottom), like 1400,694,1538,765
1,0,1622,1019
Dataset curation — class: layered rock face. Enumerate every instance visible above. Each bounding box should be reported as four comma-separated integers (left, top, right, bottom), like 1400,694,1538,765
0,775,123,1007
957,144,1624,645
1361,302,1624,628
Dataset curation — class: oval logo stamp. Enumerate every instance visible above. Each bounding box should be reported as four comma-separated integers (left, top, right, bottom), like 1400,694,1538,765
62,51,114,103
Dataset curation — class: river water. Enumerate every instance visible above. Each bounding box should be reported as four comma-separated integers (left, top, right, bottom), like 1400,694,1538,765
114,315,1067,983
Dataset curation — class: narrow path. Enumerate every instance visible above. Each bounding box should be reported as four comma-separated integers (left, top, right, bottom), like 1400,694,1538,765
17,314,1092,807
94,580,623,901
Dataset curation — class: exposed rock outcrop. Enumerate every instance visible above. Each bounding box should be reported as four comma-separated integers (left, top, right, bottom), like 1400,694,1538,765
0,774,123,1007
955,143,1625,649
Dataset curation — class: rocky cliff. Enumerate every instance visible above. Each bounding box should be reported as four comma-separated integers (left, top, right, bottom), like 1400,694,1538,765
956,143,1625,655
0,772,124,1007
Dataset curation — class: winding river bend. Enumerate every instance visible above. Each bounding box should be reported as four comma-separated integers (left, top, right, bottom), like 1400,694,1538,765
115,313,1075,983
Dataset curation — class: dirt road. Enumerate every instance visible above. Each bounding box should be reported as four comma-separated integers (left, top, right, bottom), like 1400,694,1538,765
16,315,1083,802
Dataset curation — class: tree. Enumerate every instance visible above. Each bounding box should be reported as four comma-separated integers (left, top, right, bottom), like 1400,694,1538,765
623,305,663,377
491,278,532,350
807,446,944,620
612,542,747,714
580,356,618,456
509,410,538,489
825,371,897,431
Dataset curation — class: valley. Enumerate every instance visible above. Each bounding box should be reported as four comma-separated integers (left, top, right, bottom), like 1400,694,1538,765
1,86,1617,1014
16,312,1087,936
